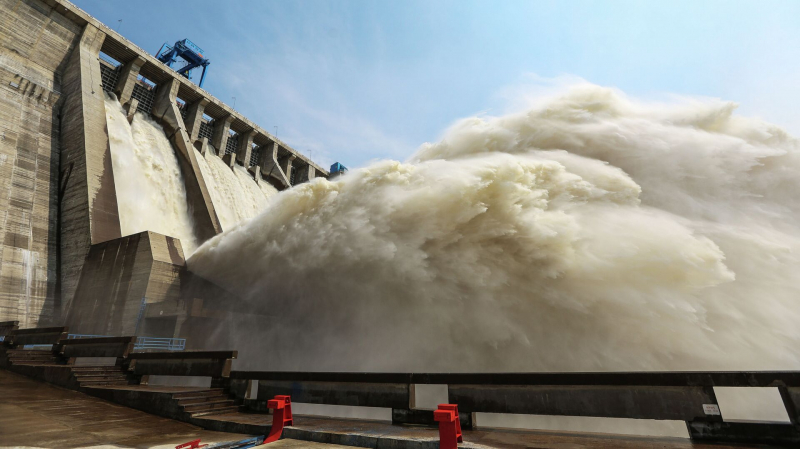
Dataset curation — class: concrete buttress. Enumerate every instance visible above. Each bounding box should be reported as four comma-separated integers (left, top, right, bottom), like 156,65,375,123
58,23,122,319
151,77,222,239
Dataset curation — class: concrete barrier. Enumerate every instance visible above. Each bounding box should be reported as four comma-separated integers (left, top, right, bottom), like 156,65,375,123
7,327,68,347
59,336,135,359
227,370,800,446
127,350,237,378
0,321,19,343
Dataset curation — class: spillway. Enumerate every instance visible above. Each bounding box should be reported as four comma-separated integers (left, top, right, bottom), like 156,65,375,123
104,96,200,254
193,148,278,230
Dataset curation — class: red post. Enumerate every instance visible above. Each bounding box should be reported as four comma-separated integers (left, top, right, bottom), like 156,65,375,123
263,395,293,444
175,439,206,449
433,404,463,449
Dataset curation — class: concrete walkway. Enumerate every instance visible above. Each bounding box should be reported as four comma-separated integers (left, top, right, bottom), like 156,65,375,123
0,369,250,448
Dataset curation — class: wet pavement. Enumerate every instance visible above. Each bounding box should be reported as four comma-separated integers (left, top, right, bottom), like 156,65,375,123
0,369,250,448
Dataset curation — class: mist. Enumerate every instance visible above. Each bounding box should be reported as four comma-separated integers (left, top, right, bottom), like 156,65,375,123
187,84,800,373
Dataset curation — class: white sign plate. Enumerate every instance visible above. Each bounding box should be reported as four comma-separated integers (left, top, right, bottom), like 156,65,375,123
702,404,721,415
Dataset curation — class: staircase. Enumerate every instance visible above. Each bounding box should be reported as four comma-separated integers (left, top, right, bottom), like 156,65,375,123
173,388,239,417
71,365,132,387
6,349,62,366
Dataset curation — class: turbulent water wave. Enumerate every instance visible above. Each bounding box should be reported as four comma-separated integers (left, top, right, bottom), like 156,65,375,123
188,84,800,372
104,96,199,254
192,148,277,231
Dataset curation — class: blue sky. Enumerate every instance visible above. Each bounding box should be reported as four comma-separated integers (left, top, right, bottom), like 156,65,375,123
75,0,800,169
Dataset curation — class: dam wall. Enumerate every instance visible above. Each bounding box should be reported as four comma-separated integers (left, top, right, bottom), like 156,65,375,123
0,0,329,330
0,0,81,327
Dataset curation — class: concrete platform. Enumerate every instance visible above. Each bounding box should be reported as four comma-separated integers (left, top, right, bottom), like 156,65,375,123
0,369,251,448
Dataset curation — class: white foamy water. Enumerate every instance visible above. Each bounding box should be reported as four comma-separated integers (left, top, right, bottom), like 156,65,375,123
192,148,277,230
104,96,199,254
188,84,800,376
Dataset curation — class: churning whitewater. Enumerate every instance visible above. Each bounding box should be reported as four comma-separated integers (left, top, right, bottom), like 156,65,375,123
193,147,277,230
104,96,199,254
188,84,800,372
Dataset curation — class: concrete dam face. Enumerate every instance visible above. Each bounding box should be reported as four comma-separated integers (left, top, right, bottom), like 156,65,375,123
0,0,326,337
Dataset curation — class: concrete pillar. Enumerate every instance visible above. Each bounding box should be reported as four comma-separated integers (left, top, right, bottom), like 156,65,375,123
222,151,235,168
258,141,279,174
249,165,262,183
294,164,315,184
125,98,138,123
113,55,145,106
198,137,210,156
280,154,296,186
184,98,209,143
211,116,233,158
59,23,122,318
235,129,255,167
258,141,290,189
152,77,223,238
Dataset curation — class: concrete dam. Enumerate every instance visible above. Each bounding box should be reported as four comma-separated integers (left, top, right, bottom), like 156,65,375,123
3,0,800,447
0,0,327,339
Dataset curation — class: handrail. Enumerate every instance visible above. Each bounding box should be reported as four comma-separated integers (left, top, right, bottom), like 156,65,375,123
135,336,186,351
66,334,186,351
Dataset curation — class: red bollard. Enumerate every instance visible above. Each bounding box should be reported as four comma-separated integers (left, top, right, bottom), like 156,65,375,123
263,395,293,444
433,404,463,449
175,439,206,449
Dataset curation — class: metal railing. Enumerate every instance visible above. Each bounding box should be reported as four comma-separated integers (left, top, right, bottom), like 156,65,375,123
66,334,186,351
135,336,186,351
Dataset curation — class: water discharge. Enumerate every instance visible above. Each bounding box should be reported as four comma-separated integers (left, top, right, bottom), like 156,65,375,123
104,96,199,254
192,147,277,230
188,84,800,374
104,96,277,255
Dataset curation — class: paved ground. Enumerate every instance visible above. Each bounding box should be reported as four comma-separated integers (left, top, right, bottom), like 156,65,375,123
0,369,251,448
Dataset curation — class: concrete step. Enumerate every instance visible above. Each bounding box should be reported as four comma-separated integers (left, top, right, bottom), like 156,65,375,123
172,389,224,399
8,357,58,362
6,349,51,354
74,374,127,381
11,360,63,366
79,380,130,387
190,405,240,417
182,399,235,413
71,369,125,376
71,366,122,371
178,395,230,406
9,354,57,359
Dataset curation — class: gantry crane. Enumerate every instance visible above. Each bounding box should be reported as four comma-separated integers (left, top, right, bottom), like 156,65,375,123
155,39,210,88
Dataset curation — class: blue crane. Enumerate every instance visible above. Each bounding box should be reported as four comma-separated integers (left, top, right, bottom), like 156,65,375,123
155,39,210,88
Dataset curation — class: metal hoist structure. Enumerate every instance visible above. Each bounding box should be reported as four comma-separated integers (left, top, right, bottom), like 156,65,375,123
155,39,210,88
